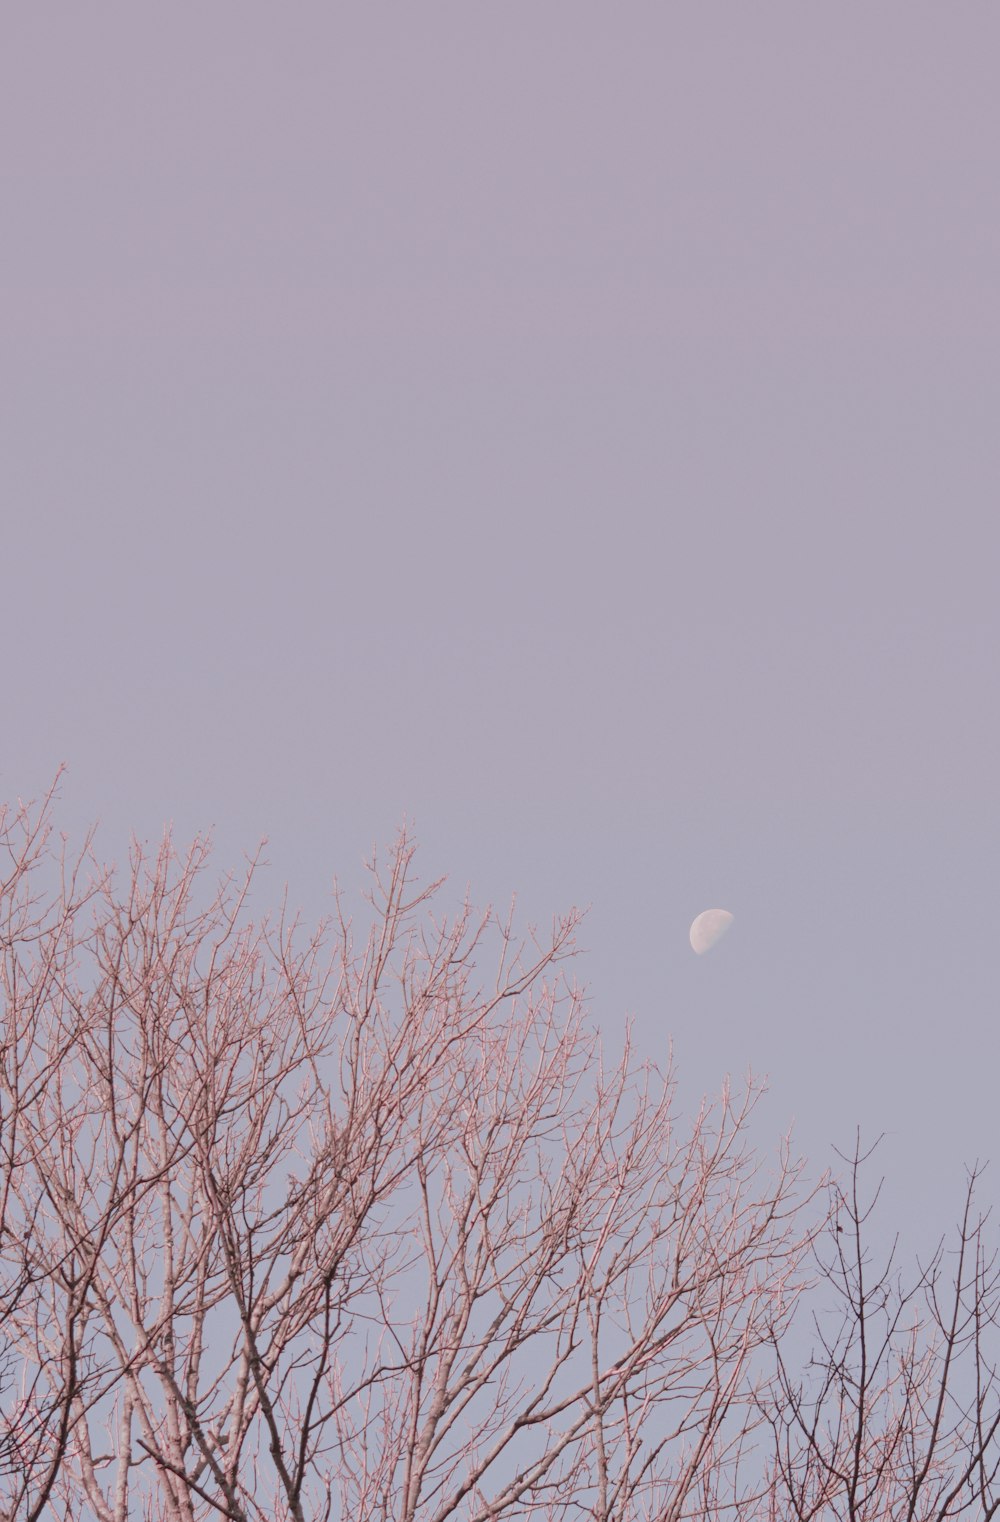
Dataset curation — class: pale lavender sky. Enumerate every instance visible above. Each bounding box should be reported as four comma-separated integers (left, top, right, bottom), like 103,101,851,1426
4,7,998,1244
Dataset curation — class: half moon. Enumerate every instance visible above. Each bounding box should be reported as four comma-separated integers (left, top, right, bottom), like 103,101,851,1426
689,909,734,955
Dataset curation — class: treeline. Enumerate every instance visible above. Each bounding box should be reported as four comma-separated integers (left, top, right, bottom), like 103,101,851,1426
1,790,996,1521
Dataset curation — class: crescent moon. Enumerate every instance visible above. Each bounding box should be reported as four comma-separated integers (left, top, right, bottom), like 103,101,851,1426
689,909,734,955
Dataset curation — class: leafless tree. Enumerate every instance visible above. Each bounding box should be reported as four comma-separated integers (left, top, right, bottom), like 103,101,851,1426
0,788,815,1521
755,1133,1000,1521
0,779,109,1520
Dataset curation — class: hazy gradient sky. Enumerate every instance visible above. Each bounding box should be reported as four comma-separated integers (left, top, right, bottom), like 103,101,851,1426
4,6,998,1248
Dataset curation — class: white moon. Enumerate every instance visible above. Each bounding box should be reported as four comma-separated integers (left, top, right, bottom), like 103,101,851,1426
689,909,734,955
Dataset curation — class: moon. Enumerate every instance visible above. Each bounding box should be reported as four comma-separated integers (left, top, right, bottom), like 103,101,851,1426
689,909,734,955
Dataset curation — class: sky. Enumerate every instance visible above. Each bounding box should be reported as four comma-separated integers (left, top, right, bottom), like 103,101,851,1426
3,6,998,1255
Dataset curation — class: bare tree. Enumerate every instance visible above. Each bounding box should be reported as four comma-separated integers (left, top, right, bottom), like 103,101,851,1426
0,790,815,1521
0,779,109,1520
755,1134,1000,1521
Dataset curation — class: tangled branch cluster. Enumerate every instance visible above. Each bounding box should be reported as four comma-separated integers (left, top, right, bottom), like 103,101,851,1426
0,788,997,1521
